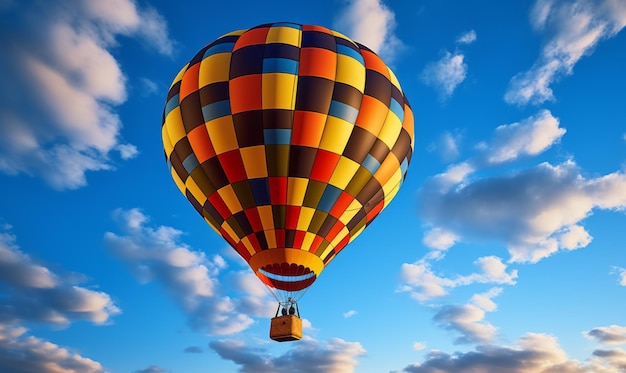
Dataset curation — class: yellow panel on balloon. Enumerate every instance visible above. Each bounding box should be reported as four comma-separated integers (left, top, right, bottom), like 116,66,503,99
373,155,401,189
301,232,317,253
240,146,268,179
335,54,366,92
338,200,362,225
328,156,360,190
287,177,309,206
239,235,256,257
217,185,243,214
318,116,352,154
221,222,240,243
265,229,277,249
170,167,185,195
206,116,238,155
387,67,402,92
296,207,316,232
185,177,206,206
257,206,275,231
262,73,298,110
162,124,174,157
199,53,232,86
377,112,403,150
163,107,186,149
330,226,349,248
266,26,301,46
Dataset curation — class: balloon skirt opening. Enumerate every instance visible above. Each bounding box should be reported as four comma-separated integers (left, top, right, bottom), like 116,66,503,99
270,315,302,342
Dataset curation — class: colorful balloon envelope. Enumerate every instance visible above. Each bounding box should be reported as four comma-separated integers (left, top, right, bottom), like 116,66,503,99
162,22,414,304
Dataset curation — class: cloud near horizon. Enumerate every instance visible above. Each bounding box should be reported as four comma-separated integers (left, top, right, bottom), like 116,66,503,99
505,0,626,105
0,0,173,189
0,226,119,372
396,332,626,372
210,337,366,373
0,324,106,373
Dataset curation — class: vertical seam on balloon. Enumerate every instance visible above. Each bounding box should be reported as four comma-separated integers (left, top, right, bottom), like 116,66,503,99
352,49,392,215
309,28,341,263
284,24,303,254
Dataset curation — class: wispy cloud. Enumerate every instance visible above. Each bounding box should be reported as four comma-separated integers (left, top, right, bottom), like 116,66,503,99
0,229,120,326
585,325,626,345
104,208,274,335
396,332,626,372
417,110,626,264
184,346,204,354
0,0,173,189
134,366,169,373
505,0,626,105
421,51,468,99
343,310,357,318
433,288,502,344
457,30,477,45
209,337,366,373
421,30,477,99
399,257,516,301
428,131,463,163
334,0,404,63
611,266,626,286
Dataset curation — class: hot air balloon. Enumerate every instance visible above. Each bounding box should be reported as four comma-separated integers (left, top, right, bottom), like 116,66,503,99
162,22,413,341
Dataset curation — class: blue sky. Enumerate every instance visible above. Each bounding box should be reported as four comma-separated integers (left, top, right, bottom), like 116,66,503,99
1,0,625,372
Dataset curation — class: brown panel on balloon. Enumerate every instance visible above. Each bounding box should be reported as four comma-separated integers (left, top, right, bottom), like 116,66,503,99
289,145,317,178
233,111,265,148
343,126,377,164
180,91,205,133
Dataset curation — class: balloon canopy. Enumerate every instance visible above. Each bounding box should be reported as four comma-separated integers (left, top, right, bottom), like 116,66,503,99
162,22,414,303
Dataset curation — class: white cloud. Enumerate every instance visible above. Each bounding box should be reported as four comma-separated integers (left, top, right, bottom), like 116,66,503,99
334,0,404,62
116,143,139,160
397,332,626,372
343,310,357,318
0,226,116,372
399,257,516,301
0,325,106,373
484,110,566,164
505,0,626,105
429,131,462,163
421,51,468,98
457,30,477,45
611,266,626,286
422,228,459,255
433,288,502,344
412,342,427,351
104,208,274,335
418,157,626,263
0,0,173,189
134,366,169,373
209,337,366,373
586,325,626,345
